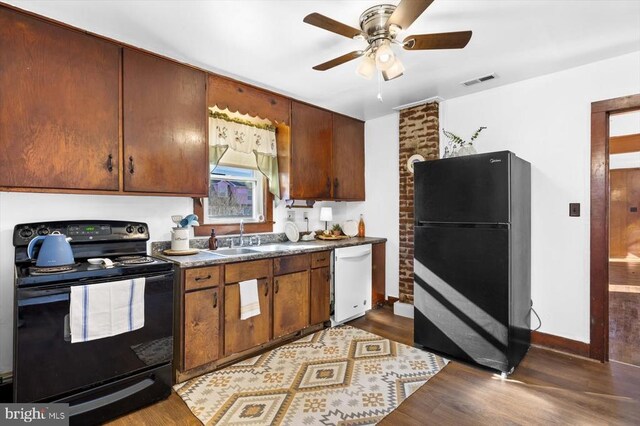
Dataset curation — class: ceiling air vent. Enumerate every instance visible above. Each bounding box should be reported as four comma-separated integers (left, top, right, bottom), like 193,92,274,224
461,73,497,87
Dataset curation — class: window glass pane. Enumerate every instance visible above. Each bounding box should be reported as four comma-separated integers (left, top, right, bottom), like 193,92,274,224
208,178,255,219
205,163,264,224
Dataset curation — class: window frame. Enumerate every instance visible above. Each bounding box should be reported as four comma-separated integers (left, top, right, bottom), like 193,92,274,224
204,165,265,225
193,171,274,236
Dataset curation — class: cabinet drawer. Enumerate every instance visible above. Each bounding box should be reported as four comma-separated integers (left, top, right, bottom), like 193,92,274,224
185,266,221,291
225,259,271,283
273,254,310,276
311,251,331,269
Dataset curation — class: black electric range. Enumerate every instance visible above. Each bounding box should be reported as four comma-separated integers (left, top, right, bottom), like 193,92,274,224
13,220,175,425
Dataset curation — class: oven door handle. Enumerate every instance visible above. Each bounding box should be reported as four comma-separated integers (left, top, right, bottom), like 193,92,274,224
67,377,155,416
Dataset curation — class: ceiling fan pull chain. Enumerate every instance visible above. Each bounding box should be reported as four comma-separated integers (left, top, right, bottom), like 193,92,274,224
376,72,383,103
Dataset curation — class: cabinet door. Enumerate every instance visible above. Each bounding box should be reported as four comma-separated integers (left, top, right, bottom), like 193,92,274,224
184,288,220,370
208,75,290,125
0,8,120,190
123,48,207,195
290,102,332,199
332,114,365,200
310,267,331,325
224,279,271,355
273,271,310,338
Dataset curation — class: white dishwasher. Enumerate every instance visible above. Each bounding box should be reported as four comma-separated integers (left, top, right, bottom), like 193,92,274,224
332,244,372,325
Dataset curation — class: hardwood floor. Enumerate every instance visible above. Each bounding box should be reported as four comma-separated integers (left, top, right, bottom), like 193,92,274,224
109,306,640,425
609,261,640,366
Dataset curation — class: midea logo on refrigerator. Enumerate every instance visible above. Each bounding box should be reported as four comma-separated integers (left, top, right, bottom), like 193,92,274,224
490,158,502,163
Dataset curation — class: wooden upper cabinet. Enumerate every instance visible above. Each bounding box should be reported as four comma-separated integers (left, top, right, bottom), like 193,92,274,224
208,75,290,125
290,102,333,199
0,8,120,190
123,48,207,195
332,114,365,200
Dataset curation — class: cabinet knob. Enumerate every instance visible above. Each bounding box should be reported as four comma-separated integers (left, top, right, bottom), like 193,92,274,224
326,177,331,191
128,156,135,174
264,283,269,297
275,280,279,294
213,291,218,308
107,154,113,172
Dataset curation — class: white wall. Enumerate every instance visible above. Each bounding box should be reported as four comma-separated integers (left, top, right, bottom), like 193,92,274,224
439,51,640,343
347,113,400,298
0,192,193,374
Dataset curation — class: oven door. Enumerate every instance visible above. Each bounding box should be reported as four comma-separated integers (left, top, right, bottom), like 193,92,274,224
14,270,174,403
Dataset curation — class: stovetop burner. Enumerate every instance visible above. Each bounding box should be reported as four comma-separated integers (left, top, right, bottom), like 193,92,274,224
29,264,80,275
115,255,155,265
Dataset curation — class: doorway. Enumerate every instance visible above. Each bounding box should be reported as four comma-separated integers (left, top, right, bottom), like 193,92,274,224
590,94,640,362
608,110,640,366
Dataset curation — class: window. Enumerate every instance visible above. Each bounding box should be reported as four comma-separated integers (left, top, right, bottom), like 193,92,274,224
205,164,265,224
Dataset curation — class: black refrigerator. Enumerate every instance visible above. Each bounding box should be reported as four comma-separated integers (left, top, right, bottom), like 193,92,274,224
413,150,531,374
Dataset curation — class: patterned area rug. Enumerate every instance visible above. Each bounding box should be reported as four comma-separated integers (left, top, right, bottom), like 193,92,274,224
175,325,448,425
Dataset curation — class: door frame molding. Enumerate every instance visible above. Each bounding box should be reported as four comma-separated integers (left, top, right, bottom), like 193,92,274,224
590,93,640,362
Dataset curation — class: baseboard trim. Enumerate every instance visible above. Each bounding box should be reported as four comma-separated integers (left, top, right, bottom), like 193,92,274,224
531,331,590,358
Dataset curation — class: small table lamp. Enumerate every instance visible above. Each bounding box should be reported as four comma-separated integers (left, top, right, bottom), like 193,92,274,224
320,207,333,231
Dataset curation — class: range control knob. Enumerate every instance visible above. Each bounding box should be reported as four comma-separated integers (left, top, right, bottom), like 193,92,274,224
126,226,134,234
137,226,146,234
19,228,33,238
37,228,50,236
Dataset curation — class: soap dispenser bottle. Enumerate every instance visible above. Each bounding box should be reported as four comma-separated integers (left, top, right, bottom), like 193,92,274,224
208,229,218,250
358,214,365,237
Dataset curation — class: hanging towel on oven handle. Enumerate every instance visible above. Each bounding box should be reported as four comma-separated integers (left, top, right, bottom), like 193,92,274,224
69,278,145,343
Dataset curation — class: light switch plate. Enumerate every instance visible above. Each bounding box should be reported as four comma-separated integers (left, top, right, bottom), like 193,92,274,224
569,203,580,217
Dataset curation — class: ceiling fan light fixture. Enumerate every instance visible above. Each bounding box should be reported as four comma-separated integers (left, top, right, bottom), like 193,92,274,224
375,40,395,71
356,55,376,80
382,57,405,81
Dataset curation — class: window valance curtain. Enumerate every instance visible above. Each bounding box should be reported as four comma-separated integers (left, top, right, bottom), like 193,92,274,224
209,111,280,198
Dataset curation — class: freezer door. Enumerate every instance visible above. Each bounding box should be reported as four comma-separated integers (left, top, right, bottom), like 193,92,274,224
413,225,510,372
414,151,510,224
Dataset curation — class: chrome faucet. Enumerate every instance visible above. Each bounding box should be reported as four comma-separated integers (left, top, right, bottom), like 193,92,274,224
239,220,244,246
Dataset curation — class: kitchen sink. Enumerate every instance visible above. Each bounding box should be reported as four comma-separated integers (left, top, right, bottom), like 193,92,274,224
213,248,261,256
250,244,294,252
251,243,319,252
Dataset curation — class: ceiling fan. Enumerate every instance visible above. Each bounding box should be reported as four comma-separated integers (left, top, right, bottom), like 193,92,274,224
303,0,472,81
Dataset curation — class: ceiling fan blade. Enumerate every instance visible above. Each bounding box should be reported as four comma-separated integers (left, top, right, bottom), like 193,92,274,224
303,13,363,39
312,51,364,71
387,0,434,30
403,31,472,50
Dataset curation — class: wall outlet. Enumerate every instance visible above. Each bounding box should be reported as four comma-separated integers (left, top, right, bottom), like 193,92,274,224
303,212,308,220
286,211,295,221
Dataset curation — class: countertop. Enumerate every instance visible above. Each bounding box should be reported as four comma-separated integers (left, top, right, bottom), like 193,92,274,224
154,237,386,268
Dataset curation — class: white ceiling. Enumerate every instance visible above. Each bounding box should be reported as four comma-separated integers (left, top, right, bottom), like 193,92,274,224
6,0,640,120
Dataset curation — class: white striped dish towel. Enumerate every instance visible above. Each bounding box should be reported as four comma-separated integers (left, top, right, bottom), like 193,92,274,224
239,279,260,320
70,278,145,343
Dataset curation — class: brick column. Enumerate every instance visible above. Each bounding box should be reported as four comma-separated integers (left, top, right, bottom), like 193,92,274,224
398,102,439,304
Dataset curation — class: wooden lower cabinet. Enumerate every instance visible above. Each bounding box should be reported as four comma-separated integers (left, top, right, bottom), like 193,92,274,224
310,266,331,325
273,271,309,338
178,251,338,380
184,287,220,370
224,279,272,355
